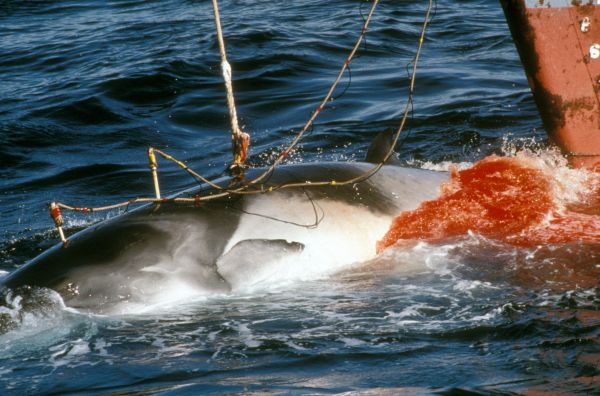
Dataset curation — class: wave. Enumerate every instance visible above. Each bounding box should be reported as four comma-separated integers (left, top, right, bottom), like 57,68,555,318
30,96,128,125
0,286,66,334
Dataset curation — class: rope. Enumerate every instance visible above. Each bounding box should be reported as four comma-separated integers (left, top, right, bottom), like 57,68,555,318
233,0,434,191
47,0,435,243
211,0,250,171
229,189,325,229
245,0,381,187
152,148,225,190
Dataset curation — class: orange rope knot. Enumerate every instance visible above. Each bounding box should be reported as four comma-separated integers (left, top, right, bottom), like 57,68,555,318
233,131,250,166
49,202,64,227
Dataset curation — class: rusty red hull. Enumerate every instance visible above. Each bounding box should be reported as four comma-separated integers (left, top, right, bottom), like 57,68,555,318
501,0,600,169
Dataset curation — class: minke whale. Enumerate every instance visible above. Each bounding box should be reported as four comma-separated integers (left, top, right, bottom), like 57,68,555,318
0,151,447,313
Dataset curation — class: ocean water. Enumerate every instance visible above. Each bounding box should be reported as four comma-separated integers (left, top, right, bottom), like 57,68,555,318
0,0,598,394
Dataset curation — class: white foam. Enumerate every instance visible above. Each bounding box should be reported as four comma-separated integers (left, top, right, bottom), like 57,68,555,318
452,279,495,293
410,136,598,211
469,311,498,322
372,240,462,277
63,211,118,229
411,159,472,172
385,305,422,320
93,338,111,357
285,340,308,351
236,322,262,348
49,338,91,368
340,337,366,347
509,148,597,208
493,135,599,208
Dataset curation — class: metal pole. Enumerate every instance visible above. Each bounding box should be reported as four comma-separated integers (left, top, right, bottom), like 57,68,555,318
147,147,161,199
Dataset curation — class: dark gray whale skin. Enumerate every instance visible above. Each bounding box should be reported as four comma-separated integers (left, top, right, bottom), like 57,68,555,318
0,161,447,312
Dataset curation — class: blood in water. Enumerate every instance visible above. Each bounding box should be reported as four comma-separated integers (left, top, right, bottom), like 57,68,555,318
377,156,600,252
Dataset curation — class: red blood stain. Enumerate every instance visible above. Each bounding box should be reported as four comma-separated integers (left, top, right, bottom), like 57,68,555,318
377,156,600,252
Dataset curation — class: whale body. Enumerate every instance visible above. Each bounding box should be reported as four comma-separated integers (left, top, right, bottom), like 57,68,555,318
1,162,447,313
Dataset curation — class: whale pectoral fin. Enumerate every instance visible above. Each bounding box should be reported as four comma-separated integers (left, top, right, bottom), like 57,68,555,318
216,239,304,290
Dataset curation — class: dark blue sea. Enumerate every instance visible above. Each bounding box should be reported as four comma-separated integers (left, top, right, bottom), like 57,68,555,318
1,0,599,394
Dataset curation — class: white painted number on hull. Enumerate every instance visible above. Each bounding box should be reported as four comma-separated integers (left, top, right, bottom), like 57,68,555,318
581,17,590,33
590,44,600,60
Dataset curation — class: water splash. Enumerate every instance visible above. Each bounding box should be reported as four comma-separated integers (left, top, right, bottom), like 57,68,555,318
378,151,600,251
0,286,66,334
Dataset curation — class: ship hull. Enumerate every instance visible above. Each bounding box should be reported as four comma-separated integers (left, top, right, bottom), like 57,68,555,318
501,0,600,169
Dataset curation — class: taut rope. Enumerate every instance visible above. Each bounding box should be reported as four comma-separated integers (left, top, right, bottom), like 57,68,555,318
211,0,250,174
46,0,435,244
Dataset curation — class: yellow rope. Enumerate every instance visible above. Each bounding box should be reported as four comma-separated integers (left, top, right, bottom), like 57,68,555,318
152,148,225,190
